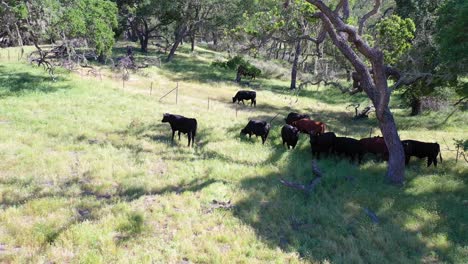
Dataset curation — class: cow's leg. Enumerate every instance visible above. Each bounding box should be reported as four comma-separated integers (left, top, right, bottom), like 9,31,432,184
249,133,252,138
187,132,191,147
433,155,438,167
171,130,175,142
262,136,266,144
427,157,432,167
178,131,181,140
191,130,195,147
405,155,410,165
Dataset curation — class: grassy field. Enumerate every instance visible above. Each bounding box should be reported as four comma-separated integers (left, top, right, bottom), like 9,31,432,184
0,45,467,263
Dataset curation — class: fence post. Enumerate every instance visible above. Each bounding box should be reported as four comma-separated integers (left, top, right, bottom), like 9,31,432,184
150,82,153,96
176,82,178,104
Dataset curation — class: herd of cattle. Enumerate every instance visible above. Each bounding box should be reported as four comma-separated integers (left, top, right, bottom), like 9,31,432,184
162,90,443,168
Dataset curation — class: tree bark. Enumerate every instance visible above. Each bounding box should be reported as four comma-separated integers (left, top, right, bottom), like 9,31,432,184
212,32,218,46
305,0,405,184
139,33,149,53
376,107,405,185
290,40,302,90
190,32,195,52
410,97,422,116
137,19,150,53
166,26,187,62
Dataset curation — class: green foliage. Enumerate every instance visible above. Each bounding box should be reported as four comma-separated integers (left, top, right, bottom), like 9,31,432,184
212,55,262,78
226,56,247,70
375,15,416,65
60,0,118,56
453,139,468,152
436,0,468,75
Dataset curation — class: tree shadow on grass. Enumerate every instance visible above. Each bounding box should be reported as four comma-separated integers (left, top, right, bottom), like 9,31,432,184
231,140,467,263
0,65,69,98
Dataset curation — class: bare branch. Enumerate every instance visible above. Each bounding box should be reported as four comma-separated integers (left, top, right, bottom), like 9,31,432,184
389,73,432,90
358,0,381,35
280,160,323,194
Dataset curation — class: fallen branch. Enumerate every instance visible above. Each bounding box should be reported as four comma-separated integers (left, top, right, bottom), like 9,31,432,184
280,160,323,194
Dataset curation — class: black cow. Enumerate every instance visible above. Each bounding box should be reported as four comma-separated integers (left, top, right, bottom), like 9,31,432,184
310,132,336,159
402,140,442,167
285,112,310,125
241,120,270,144
233,90,256,107
161,113,197,147
333,137,364,163
281,125,300,149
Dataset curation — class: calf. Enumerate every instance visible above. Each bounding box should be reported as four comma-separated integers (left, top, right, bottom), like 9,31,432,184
281,125,300,149
291,118,326,135
402,140,442,167
310,132,336,159
232,90,256,107
241,120,270,144
161,113,197,147
333,137,364,163
285,112,310,125
359,136,389,161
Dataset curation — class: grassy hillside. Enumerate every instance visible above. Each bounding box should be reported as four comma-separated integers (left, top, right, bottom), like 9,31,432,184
0,45,467,263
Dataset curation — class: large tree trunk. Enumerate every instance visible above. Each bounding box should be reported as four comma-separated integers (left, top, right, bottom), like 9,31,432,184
190,32,195,52
290,40,302,90
410,97,422,116
139,33,149,53
376,107,406,185
212,32,218,47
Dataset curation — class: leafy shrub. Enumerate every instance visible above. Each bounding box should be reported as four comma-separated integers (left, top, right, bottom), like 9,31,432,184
212,56,262,78
211,60,227,68
226,56,246,70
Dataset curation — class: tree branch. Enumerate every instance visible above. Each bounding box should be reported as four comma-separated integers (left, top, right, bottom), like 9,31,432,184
280,160,323,194
358,0,381,35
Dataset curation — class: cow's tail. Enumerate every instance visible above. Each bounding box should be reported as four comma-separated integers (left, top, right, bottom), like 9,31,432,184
439,151,443,163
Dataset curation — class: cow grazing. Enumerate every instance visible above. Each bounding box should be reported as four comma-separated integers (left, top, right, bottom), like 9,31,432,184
291,118,326,135
310,132,336,159
402,140,442,167
232,90,256,107
333,137,364,163
161,113,197,147
285,112,310,125
281,125,300,149
241,120,270,144
359,136,389,161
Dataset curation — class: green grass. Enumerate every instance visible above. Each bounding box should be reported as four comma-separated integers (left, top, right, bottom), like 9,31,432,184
0,45,467,263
